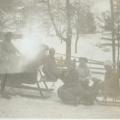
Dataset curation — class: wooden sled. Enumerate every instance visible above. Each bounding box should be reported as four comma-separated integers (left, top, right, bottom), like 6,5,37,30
0,71,51,98
36,65,56,97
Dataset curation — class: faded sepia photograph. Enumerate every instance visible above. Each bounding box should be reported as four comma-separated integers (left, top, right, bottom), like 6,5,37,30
0,0,120,119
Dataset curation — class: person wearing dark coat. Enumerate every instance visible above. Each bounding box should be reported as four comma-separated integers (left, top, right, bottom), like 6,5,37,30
58,62,83,105
0,32,20,91
42,48,58,82
58,58,99,105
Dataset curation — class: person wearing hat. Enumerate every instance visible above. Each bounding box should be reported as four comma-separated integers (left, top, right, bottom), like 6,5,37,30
0,32,20,70
0,32,20,92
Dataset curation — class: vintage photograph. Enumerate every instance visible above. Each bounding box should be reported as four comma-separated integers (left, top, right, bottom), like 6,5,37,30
0,0,120,118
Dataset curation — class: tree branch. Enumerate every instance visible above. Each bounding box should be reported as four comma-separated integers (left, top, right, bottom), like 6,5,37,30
47,0,67,42
75,27,79,53
75,10,80,53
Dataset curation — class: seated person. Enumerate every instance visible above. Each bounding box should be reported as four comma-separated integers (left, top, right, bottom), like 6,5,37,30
58,61,82,105
58,60,99,105
76,57,90,88
42,48,58,82
76,57,99,104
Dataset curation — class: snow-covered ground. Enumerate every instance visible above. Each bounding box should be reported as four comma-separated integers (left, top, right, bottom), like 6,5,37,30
0,82,120,119
0,34,119,118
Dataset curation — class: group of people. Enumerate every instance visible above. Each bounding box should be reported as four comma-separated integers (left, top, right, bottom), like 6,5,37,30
0,32,21,91
58,58,100,105
41,47,120,105
40,47,100,105
0,32,120,105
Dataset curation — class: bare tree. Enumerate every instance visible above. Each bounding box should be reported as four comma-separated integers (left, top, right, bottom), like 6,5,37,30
0,0,96,62
46,0,95,61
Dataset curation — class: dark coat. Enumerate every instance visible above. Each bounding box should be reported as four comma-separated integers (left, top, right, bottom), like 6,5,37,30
42,55,58,81
104,70,119,97
0,41,19,73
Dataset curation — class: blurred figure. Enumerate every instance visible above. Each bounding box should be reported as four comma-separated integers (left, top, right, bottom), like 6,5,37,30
103,61,119,102
58,61,81,105
77,57,90,88
0,32,20,91
76,57,99,105
0,32,20,67
58,59,99,105
77,57,90,78
42,48,58,82
62,61,78,84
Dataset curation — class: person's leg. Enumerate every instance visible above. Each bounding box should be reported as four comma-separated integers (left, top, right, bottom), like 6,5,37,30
1,73,7,92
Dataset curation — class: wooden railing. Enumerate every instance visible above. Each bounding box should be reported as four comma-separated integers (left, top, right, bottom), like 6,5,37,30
55,52,105,75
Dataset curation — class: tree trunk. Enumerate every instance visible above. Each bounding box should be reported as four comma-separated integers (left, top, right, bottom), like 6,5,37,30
117,0,120,71
75,22,79,53
75,10,80,53
66,0,72,62
66,38,71,62
110,0,116,69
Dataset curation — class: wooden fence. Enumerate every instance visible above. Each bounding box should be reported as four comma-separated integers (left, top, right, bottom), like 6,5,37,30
55,53,105,78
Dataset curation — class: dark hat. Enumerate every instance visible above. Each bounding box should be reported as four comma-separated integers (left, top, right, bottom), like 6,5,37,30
79,57,88,63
